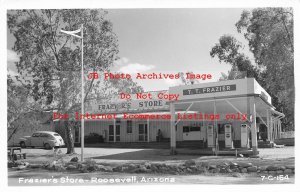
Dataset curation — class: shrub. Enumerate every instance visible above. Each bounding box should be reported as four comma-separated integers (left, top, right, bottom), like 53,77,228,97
84,133,104,144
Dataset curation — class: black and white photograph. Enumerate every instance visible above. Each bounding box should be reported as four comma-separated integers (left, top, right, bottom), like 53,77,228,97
2,0,299,191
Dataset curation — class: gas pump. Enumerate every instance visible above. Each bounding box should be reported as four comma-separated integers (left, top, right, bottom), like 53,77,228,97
224,124,232,148
241,124,249,148
207,125,215,147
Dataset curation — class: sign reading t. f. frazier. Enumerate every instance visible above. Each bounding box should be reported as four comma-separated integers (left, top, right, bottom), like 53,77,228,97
183,84,236,95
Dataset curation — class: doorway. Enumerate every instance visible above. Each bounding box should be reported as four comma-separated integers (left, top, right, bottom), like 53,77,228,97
108,125,120,142
138,124,148,141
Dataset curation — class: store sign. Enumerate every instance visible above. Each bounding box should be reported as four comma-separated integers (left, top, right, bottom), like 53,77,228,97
97,102,131,112
183,84,236,95
89,90,171,113
93,99,169,113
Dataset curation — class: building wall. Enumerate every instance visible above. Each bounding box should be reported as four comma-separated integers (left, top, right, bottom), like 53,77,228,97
82,118,246,144
149,120,170,142
84,120,110,142
84,119,171,142
52,118,252,145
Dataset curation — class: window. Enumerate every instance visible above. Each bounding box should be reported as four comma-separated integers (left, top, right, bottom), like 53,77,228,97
183,126,189,133
190,126,200,132
138,124,145,134
32,133,41,137
40,133,49,137
116,118,121,124
108,125,114,141
138,124,147,141
116,125,120,141
126,120,132,134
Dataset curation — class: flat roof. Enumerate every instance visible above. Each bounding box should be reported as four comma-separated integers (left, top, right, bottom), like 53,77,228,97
85,78,274,114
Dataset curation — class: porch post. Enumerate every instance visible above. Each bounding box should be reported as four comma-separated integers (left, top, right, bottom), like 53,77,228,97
113,119,116,143
249,97,258,154
276,119,278,139
270,116,273,142
170,102,176,154
214,99,218,154
266,109,270,141
147,119,150,142
279,119,282,138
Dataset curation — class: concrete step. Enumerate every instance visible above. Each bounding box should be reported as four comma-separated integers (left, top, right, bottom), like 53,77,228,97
258,140,271,144
258,141,274,148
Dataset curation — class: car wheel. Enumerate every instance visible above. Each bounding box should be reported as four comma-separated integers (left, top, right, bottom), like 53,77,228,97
20,141,26,148
44,143,52,150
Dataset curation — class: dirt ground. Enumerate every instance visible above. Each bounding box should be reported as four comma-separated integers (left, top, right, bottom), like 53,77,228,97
20,146,295,166
21,146,295,160
8,146,295,185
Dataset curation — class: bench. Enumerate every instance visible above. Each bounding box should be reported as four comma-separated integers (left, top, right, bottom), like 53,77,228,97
8,147,26,161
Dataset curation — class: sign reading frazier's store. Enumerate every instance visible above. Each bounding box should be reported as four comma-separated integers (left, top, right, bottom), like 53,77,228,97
183,84,236,95
90,91,170,113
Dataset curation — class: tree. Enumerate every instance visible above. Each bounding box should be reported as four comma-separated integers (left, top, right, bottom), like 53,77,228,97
179,72,199,85
7,73,53,145
210,35,264,82
210,8,294,130
236,8,294,130
7,74,33,142
219,69,247,81
7,9,120,153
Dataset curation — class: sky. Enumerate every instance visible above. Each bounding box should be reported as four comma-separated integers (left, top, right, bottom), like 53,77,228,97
7,8,254,91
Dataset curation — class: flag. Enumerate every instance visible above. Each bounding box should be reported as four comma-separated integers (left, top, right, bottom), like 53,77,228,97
60,28,82,38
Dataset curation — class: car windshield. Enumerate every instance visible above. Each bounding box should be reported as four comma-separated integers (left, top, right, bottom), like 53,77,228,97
54,133,60,136
37,133,51,138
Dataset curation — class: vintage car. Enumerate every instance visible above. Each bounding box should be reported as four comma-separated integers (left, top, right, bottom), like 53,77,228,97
19,131,65,149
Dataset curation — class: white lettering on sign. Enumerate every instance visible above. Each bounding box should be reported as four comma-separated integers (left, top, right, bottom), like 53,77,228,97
94,100,168,113
183,84,236,95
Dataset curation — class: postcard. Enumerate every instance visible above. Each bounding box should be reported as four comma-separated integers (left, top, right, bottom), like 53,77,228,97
3,0,299,191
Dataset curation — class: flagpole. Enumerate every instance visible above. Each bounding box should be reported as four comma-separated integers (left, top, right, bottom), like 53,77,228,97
60,26,85,161
80,24,84,162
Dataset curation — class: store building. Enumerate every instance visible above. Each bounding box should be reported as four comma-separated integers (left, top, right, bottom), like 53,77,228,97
55,78,284,155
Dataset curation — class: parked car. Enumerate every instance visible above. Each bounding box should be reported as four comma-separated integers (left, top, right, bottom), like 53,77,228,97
19,131,65,149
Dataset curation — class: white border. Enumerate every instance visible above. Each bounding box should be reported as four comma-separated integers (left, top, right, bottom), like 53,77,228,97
1,0,299,192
